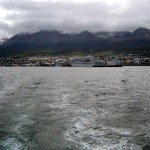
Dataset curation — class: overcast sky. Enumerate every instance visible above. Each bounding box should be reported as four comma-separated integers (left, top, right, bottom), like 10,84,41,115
0,0,150,38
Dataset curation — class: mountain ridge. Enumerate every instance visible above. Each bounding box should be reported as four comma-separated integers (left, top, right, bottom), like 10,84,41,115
1,27,150,57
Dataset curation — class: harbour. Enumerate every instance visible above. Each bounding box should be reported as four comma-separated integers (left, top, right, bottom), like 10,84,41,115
0,54,150,67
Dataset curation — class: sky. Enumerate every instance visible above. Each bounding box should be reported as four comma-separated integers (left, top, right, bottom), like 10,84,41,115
0,0,150,38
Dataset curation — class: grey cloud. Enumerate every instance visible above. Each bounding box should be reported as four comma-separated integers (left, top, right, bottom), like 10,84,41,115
0,0,150,38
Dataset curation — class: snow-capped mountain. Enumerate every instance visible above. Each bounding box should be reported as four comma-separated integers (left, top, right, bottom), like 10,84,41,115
1,27,150,57
0,38,8,45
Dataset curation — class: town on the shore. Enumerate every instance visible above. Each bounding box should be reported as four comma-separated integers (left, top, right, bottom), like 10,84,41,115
0,54,150,67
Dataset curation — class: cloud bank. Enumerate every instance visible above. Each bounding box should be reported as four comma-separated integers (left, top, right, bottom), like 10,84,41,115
0,0,150,38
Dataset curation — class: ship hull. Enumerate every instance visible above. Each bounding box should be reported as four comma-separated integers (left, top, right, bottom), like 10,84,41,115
70,62,123,67
71,62,95,67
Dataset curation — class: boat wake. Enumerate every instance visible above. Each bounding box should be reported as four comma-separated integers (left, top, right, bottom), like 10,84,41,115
64,107,141,150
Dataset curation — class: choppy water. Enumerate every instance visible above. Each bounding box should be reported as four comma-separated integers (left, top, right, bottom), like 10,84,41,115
0,67,150,150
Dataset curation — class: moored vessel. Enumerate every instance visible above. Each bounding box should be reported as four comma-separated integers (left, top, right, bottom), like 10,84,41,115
70,55,122,67
106,57,123,67
70,55,96,67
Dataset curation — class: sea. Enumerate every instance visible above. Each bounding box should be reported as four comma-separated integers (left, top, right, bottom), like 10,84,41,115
0,67,150,150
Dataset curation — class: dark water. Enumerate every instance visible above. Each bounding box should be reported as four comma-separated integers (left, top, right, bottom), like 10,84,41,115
0,67,150,150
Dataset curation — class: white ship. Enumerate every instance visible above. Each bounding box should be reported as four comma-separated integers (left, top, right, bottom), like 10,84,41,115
70,55,95,67
106,57,123,67
70,55,106,67
70,55,122,67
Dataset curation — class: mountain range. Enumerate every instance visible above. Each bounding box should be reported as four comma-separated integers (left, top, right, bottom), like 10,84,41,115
1,27,150,57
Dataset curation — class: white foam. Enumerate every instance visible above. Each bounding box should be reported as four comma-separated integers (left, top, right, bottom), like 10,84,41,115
13,115,34,137
2,138,23,150
48,88,71,109
2,114,34,150
64,107,140,150
17,114,34,127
